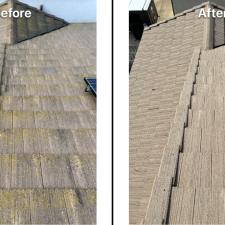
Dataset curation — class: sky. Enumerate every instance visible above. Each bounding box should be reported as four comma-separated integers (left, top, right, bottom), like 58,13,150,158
0,0,96,22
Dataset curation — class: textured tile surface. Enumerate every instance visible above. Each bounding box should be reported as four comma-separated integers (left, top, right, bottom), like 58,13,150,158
129,8,205,224
168,46,225,224
0,22,96,224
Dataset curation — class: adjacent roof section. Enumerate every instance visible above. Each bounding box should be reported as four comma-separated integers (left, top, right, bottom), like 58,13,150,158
0,0,68,44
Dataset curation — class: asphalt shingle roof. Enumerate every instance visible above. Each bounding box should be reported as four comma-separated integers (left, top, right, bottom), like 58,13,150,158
0,2,96,223
129,2,225,224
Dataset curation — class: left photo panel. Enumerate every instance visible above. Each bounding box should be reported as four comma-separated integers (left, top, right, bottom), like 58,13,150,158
0,0,96,224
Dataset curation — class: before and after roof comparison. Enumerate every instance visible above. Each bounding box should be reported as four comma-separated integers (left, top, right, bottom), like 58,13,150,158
2,0,225,224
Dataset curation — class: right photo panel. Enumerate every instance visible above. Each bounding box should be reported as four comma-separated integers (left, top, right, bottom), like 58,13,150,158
129,0,225,224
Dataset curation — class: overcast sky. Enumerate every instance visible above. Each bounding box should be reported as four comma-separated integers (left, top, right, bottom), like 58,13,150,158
0,0,96,22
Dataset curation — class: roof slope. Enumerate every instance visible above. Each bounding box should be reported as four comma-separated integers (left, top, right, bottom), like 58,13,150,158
0,23,96,224
167,45,225,224
129,5,206,224
144,43,225,225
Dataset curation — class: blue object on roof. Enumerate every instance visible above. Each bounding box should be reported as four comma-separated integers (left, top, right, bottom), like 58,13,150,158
84,78,96,96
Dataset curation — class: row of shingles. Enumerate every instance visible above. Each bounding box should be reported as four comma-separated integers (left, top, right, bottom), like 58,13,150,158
168,48,225,224
4,51,95,68
0,111,95,129
5,48,94,56
4,50,95,78
0,95,95,111
1,84,86,96
129,10,205,224
0,188,96,224
4,67,96,86
5,57,94,65
0,128,95,154
5,46,93,56
5,50,95,69
6,74,90,85
0,153,95,188
5,67,94,85
7,46,96,56
4,61,96,70
4,65,96,79
0,26,96,224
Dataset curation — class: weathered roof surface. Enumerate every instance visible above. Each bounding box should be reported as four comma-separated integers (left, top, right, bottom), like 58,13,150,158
167,46,225,224
129,5,206,224
0,23,96,224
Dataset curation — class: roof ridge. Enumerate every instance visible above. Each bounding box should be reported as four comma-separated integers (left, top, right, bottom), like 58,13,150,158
210,1,225,10
12,0,69,24
145,1,211,31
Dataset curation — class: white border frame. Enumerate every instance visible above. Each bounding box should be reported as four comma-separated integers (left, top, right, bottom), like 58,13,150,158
97,0,112,224
114,0,129,224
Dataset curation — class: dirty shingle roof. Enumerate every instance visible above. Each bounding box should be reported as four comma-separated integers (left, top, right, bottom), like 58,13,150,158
0,18,96,225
